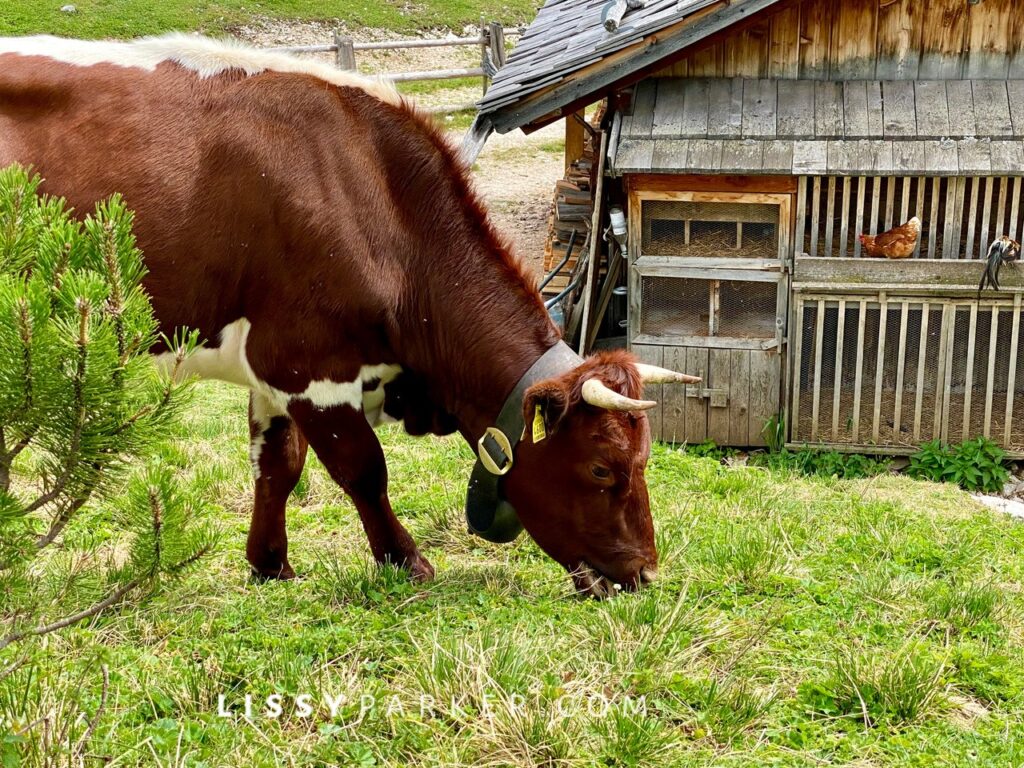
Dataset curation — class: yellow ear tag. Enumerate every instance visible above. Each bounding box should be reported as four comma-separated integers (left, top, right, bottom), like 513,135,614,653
532,404,547,443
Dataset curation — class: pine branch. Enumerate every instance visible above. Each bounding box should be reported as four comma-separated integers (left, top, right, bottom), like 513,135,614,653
100,220,127,373
22,299,89,515
35,496,87,551
0,579,140,652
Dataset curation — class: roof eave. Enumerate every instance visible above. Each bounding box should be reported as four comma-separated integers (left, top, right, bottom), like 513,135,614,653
481,0,785,134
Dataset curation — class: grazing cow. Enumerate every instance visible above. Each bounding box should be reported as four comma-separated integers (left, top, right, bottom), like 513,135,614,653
0,35,696,597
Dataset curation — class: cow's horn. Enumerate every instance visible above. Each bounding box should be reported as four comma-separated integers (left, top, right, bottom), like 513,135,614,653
634,363,702,385
581,379,657,411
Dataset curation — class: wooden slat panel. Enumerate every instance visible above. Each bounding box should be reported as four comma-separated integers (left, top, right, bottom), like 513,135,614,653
719,140,764,173
793,140,828,174
942,177,957,260
825,177,837,257
971,81,1013,137
913,81,950,138
893,301,910,437
876,0,924,80
650,140,690,172
795,176,808,255
966,0,1012,79
708,349,732,444
810,176,821,258
768,5,801,79
777,80,816,138
869,176,883,238
762,140,795,174
679,78,711,137
865,81,885,136
1005,295,1021,448
686,139,724,173
914,176,926,258
966,177,981,261
962,303,978,441
686,347,710,444
651,79,687,138
742,79,778,138
790,299,805,440
706,77,744,138
920,0,968,79
814,81,845,137
663,346,690,444
913,303,930,439
633,344,665,441
811,299,826,441
851,299,868,442
830,0,878,80
937,304,954,442
872,297,889,443
748,351,779,447
854,176,867,258
832,298,847,439
945,80,977,136
1007,81,1024,135
927,178,942,259
984,308,1000,439
798,0,834,79
885,176,897,231
729,349,751,446
624,80,658,139
842,81,869,138
839,177,852,258
958,140,992,175
981,177,995,258
882,80,917,138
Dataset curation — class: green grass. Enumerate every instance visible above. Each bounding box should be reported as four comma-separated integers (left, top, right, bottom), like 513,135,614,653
5,381,1024,766
0,0,540,38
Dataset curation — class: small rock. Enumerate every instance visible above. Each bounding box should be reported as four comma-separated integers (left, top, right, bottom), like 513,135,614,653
973,493,1024,520
60,4,77,12
1001,480,1017,498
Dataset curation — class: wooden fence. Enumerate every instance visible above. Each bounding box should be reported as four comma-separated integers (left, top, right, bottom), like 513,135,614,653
270,22,510,109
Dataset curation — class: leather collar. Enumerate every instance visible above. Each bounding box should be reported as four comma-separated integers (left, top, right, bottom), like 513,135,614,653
465,341,582,542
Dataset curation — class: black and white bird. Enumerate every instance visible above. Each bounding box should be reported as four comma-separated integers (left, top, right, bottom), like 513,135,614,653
979,236,1021,293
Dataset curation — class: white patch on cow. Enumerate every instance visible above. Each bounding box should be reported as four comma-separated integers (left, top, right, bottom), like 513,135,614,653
249,391,283,480
155,318,403,432
0,34,401,107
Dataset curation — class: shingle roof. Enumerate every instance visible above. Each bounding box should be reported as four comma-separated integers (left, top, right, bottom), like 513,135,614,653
477,0,784,133
612,78,1024,176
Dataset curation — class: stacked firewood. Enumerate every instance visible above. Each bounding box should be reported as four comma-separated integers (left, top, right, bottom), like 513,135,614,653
541,136,597,296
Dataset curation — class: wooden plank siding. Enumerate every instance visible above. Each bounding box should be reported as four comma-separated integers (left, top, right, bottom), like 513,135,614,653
654,0,1020,82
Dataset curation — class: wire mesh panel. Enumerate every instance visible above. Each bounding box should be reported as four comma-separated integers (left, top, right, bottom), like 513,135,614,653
638,277,711,338
641,200,780,259
792,294,1024,454
719,280,778,339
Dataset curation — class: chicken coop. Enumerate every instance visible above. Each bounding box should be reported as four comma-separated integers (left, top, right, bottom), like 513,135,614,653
471,0,1024,455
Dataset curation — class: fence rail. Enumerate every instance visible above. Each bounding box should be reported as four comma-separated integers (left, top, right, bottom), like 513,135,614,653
268,22,510,95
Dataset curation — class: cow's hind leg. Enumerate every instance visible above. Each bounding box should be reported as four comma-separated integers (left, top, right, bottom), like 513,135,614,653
247,392,308,580
288,400,434,582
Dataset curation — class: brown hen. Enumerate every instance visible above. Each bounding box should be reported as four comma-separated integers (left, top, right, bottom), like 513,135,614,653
859,217,921,259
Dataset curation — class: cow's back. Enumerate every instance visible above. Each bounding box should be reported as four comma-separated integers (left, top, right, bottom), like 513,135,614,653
0,38,410,348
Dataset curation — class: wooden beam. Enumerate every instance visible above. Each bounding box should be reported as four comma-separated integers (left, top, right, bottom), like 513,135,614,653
565,111,586,172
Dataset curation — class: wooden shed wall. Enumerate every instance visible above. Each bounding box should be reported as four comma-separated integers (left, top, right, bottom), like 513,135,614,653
653,0,1024,81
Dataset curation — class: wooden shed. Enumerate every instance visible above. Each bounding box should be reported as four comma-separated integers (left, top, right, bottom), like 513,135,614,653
469,0,1024,456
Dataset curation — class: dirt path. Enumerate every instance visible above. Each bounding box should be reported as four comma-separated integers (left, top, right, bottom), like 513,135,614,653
233,18,560,278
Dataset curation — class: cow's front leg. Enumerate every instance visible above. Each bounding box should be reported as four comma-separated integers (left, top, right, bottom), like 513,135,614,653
288,400,434,582
247,392,308,580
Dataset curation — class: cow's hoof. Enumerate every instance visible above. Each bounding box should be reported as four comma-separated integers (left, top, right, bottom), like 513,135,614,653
249,562,297,581
405,554,435,583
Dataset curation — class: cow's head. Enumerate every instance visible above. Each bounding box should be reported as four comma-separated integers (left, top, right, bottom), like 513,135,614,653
502,351,696,598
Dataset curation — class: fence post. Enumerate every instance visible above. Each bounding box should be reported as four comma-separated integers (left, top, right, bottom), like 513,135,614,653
480,17,489,95
488,22,507,69
334,31,356,71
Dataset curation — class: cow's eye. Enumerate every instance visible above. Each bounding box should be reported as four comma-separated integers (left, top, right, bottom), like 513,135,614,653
591,464,612,480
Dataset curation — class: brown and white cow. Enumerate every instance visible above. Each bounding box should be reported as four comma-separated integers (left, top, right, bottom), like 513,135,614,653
0,35,694,597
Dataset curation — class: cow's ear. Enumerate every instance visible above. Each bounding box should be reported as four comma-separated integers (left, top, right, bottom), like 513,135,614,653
523,378,571,439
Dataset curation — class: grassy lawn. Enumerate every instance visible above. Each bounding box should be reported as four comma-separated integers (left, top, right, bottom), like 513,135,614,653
4,381,1024,766
0,0,540,38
